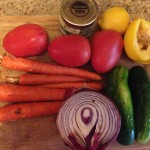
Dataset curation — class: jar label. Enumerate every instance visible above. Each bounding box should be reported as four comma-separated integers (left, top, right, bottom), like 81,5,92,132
70,1,89,17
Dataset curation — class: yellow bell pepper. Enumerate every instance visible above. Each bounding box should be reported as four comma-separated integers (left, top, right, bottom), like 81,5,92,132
124,19,150,64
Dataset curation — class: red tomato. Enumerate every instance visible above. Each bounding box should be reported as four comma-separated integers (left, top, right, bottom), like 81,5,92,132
91,30,123,73
3,24,49,57
48,35,91,67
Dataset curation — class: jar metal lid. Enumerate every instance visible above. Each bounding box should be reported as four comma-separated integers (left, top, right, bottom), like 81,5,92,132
60,0,99,26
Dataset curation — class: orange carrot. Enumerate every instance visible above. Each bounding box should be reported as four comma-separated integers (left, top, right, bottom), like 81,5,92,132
0,101,63,122
38,81,104,91
5,74,90,85
0,84,74,102
0,55,101,80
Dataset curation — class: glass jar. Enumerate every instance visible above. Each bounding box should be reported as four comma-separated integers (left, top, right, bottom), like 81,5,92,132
59,0,99,37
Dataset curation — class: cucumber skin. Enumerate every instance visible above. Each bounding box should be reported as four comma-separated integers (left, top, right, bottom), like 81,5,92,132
129,66,150,144
106,65,135,145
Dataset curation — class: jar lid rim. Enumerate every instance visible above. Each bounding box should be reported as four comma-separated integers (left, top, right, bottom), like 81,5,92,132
60,0,99,26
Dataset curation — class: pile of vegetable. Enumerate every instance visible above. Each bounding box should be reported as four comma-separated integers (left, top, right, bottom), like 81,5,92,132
106,66,135,145
106,65,150,145
0,5,150,150
0,55,103,122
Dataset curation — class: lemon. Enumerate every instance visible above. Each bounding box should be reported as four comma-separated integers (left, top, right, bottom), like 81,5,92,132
98,7,130,35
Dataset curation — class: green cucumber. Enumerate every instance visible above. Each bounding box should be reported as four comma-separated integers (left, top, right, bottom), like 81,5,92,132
129,66,150,144
105,65,135,145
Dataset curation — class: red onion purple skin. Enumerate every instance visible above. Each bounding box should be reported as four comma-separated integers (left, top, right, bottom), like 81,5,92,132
68,134,85,150
64,88,76,99
85,122,98,149
90,133,101,150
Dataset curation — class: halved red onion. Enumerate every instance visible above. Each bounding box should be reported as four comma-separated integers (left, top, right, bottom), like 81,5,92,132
57,91,121,150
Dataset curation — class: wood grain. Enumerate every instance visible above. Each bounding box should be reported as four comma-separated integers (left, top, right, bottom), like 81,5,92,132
0,15,149,150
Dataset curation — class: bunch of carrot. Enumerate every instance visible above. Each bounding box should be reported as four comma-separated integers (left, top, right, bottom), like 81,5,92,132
0,55,103,122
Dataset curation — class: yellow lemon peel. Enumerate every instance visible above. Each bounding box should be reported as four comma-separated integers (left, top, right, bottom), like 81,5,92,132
98,7,130,35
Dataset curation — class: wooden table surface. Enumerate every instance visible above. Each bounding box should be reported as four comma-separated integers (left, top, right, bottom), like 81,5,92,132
0,15,150,150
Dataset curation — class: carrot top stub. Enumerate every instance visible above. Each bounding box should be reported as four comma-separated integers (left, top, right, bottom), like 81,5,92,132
1,56,101,80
